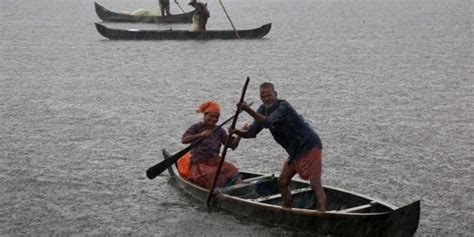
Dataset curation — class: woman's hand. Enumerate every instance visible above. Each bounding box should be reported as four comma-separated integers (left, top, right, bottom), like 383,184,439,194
199,129,212,138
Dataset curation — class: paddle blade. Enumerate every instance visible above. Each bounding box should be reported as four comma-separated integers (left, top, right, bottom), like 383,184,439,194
146,105,240,180
146,145,193,179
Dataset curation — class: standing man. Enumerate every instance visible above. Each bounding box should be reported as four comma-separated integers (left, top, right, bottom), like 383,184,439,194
188,0,210,31
233,82,326,211
159,0,171,16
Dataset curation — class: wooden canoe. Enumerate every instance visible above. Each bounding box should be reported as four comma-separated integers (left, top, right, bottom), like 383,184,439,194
162,149,420,236
94,2,194,23
95,23,271,40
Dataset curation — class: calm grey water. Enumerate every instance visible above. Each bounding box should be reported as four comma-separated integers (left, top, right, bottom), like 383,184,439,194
1,0,472,235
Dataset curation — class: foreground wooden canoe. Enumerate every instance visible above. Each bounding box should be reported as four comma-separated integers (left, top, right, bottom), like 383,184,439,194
95,23,271,40
94,2,194,23
162,149,420,236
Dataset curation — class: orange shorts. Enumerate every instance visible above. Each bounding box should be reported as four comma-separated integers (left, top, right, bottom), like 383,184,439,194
282,148,322,181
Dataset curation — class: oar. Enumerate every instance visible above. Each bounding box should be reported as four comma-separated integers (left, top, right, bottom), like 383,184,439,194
174,0,186,13
219,0,240,39
146,115,233,179
205,77,250,208
145,101,253,180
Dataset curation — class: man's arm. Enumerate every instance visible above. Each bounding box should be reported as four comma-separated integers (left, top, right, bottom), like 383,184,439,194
238,102,266,123
233,122,260,139
227,124,249,148
232,129,246,138
239,101,287,130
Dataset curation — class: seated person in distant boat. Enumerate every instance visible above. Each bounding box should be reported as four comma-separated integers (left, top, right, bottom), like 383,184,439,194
181,101,245,189
159,0,171,16
188,0,209,31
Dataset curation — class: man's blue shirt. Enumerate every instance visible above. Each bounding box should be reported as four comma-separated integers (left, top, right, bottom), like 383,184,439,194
247,99,322,162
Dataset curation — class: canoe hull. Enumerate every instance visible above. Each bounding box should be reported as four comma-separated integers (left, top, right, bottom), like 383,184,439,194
95,23,272,40
162,149,420,236
94,2,193,23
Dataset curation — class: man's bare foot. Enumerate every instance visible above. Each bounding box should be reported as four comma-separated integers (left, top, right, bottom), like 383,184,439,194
282,199,292,209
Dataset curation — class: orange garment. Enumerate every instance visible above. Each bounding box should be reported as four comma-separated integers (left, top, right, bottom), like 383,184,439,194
189,157,239,189
196,101,220,114
177,152,191,179
282,148,322,181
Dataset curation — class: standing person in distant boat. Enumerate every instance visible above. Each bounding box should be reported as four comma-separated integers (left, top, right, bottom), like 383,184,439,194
159,0,171,16
181,101,245,189
188,0,209,31
232,82,327,211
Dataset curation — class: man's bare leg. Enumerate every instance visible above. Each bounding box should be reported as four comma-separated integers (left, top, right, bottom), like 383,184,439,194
279,169,296,208
310,179,326,211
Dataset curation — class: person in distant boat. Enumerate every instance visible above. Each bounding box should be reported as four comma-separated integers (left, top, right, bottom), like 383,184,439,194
232,82,327,211
181,101,245,189
188,0,210,31
159,0,171,16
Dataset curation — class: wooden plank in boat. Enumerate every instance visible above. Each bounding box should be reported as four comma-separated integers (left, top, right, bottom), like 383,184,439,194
338,201,378,213
252,187,313,202
242,174,275,184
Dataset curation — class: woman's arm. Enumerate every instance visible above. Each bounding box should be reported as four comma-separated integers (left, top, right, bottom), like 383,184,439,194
182,129,212,144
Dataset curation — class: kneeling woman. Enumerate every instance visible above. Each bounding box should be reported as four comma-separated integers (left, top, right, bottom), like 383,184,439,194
181,101,242,189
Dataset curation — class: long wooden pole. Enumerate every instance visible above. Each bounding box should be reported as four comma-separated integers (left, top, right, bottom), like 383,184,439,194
205,77,249,208
174,0,186,13
219,0,240,39
146,114,234,179
145,101,253,179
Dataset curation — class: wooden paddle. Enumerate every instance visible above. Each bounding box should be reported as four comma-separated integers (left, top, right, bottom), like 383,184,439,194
146,114,234,179
205,77,249,208
219,0,240,39
145,101,254,180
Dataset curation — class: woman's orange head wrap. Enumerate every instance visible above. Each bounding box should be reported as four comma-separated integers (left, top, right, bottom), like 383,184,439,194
196,101,221,114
